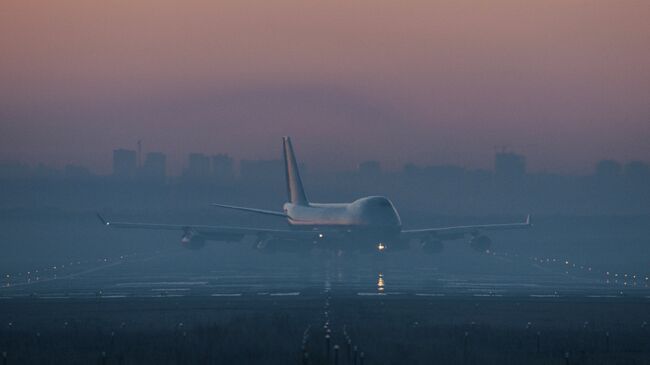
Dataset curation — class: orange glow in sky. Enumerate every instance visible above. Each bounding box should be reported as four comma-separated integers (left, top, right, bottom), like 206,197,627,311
1,1,648,174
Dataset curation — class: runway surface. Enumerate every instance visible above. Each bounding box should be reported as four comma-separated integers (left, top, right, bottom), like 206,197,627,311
2,242,650,364
2,242,648,301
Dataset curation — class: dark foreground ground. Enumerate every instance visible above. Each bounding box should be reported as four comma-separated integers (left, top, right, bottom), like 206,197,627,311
1,294,650,365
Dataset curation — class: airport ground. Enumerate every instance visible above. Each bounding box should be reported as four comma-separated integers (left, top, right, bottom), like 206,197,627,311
1,213,649,364
1,244,650,364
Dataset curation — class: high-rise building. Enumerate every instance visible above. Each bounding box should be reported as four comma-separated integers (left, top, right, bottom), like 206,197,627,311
595,160,622,178
624,161,650,182
212,154,234,182
113,149,137,179
141,152,166,182
185,153,211,181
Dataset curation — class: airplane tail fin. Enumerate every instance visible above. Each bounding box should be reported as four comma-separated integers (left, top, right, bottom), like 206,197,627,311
282,137,309,206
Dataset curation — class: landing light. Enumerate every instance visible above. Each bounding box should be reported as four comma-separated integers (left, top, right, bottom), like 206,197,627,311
377,242,386,251
318,233,324,239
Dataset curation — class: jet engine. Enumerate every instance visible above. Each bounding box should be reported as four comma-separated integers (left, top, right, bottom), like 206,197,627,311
421,239,444,254
181,230,205,250
469,235,492,253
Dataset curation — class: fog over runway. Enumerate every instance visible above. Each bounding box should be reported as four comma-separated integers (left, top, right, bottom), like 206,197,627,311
2,236,648,301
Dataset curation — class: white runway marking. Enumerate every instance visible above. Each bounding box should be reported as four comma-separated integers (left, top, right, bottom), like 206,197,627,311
211,293,242,297
154,294,185,297
472,294,503,297
586,295,620,298
151,288,190,292
116,281,207,287
415,293,445,297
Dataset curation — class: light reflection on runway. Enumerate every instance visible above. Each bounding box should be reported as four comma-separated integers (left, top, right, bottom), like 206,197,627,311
1,245,650,300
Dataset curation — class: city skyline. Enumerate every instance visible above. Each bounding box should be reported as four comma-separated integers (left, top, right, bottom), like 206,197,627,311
1,145,647,181
1,1,649,175
1,144,648,218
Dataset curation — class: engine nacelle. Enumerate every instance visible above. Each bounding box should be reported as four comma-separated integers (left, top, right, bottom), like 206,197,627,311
469,235,492,253
181,230,205,250
421,239,444,254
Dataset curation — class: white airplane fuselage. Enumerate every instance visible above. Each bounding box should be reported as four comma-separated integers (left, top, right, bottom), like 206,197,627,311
284,195,402,236
282,196,403,250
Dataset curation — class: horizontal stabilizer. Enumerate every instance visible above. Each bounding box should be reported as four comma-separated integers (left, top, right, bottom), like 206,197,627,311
210,203,288,218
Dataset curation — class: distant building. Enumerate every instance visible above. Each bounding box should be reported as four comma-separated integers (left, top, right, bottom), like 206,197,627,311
184,153,211,181
0,161,31,179
358,160,381,179
113,149,137,179
240,159,283,182
403,163,420,177
402,163,466,181
64,164,92,180
141,152,166,182
623,161,649,182
425,164,465,180
212,154,234,182
595,160,622,178
33,163,61,179
495,151,526,182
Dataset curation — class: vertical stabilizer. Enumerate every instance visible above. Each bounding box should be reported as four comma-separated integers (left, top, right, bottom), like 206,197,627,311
282,137,309,205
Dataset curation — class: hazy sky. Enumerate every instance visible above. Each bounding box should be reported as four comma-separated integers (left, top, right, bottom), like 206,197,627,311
1,0,648,174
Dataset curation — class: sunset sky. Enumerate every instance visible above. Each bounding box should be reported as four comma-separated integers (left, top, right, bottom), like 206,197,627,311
1,0,648,174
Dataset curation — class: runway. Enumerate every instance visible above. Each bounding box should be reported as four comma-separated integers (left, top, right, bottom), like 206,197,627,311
2,242,650,364
2,241,648,301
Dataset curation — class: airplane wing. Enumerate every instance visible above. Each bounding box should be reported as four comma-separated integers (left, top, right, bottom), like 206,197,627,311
401,214,531,240
96,213,317,240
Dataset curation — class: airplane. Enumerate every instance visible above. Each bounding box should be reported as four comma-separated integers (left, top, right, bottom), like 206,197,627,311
98,137,531,254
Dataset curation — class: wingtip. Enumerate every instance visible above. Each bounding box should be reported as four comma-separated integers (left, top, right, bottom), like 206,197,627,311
96,213,109,226
525,214,532,226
